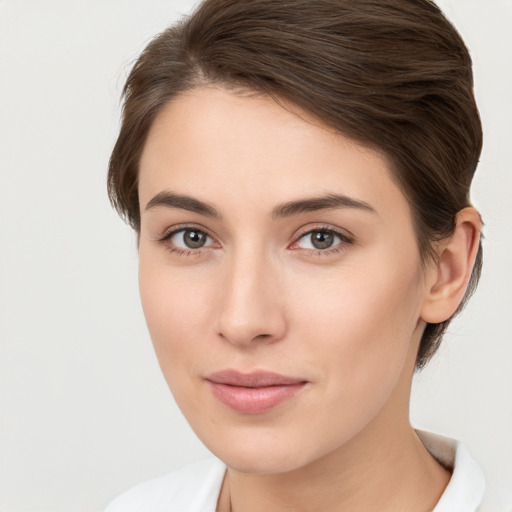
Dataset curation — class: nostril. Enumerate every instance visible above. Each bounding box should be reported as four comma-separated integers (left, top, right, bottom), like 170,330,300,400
217,331,271,345
254,333,271,340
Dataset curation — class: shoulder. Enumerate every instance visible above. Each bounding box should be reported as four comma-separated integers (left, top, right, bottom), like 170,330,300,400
104,458,226,512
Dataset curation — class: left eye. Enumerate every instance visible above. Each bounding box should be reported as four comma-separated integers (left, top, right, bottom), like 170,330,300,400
169,228,214,249
296,229,343,250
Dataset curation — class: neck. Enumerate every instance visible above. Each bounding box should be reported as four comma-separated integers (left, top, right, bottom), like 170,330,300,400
219,418,449,512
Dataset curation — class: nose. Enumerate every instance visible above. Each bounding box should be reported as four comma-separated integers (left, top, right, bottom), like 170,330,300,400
215,248,287,348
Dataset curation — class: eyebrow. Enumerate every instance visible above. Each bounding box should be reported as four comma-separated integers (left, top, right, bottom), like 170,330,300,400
271,193,376,219
144,191,376,219
145,191,222,218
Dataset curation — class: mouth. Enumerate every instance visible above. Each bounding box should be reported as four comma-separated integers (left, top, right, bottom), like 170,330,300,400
205,370,308,414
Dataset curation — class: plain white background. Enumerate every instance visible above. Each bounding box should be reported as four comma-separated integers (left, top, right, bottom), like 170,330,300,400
0,1,511,511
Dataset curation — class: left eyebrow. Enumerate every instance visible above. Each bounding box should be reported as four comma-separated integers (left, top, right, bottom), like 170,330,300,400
271,193,377,219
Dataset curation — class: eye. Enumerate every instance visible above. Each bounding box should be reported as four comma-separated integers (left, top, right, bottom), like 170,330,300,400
295,228,349,251
168,228,214,249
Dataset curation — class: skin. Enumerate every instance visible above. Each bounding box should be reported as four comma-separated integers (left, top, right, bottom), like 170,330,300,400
137,87,481,512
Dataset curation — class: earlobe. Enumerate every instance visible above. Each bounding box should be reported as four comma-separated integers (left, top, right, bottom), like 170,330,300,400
421,207,482,324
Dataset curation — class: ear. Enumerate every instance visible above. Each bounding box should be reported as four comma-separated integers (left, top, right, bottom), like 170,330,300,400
421,207,482,324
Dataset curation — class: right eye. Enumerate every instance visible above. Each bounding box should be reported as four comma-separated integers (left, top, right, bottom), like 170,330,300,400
168,228,215,250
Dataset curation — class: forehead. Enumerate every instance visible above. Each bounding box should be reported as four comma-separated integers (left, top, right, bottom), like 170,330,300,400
138,86,411,224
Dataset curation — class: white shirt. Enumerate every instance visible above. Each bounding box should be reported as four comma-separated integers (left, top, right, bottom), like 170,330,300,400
105,431,486,512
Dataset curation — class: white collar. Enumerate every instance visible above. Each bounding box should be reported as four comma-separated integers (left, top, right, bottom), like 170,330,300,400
417,430,485,511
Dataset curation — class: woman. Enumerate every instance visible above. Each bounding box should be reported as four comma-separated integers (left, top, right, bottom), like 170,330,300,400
105,0,485,510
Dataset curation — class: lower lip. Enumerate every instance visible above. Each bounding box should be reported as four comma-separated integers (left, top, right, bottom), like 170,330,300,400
207,382,307,414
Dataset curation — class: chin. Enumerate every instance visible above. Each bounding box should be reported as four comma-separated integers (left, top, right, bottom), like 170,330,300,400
197,422,326,475
215,446,308,475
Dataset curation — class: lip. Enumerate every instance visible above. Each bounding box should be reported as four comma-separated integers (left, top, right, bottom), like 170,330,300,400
205,370,308,414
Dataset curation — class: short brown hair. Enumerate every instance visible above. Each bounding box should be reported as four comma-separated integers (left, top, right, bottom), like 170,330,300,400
108,0,483,369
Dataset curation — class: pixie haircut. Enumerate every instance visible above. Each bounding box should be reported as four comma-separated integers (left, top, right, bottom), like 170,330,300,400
108,0,483,369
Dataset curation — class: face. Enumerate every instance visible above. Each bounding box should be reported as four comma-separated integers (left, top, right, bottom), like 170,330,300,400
138,87,430,474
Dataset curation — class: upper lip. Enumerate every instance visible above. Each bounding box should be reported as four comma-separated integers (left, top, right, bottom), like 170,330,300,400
206,370,307,388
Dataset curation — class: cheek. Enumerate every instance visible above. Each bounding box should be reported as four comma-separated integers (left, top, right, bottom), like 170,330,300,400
269,263,423,457
293,258,423,400
138,253,217,375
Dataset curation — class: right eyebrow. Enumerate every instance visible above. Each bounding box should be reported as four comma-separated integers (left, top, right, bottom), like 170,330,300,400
144,191,222,218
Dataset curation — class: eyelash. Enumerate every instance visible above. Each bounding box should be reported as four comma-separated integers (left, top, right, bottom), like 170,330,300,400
157,225,354,257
